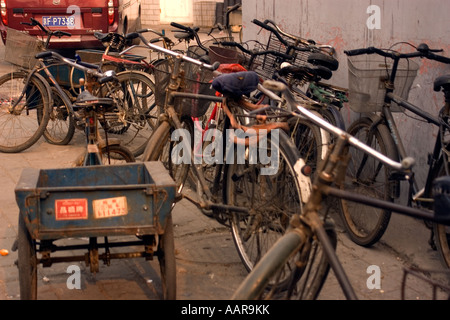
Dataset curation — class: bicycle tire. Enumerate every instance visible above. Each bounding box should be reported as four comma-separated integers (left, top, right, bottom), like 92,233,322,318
158,213,177,300
100,71,159,158
232,221,337,300
339,117,398,247
0,71,51,153
434,223,450,268
427,161,450,269
142,119,193,193
226,129,305,272
74,144,135,166
100,144,135,164
42,87,75,145
289,114,328,175
17,212,38,300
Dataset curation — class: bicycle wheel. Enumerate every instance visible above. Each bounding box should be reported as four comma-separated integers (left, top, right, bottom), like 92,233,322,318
232,222,337,300
339,117,398,247
428,162,450,269
288,114,328,176
74,144,135,166
226,129,304,272
17,212,38,300
191,101,228,218
158,213,177,300
434,223,450,268
43,87,75,145
101,71,159,157
0,71,51,153
100,144,135,164
142,119,193,193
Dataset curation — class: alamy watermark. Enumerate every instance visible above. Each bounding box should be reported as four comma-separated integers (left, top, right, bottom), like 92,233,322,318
367,5,381,30
66,265,81,290
366,265,382,290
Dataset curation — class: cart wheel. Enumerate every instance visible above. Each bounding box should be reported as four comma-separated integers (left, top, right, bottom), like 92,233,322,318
17,213,38,300
158,214,176,300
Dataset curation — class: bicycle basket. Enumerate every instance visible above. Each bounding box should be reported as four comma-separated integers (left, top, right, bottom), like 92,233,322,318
153,59,216,118
208,46,242,65
187,45,209,61
4,28,44,69
253,31,312,80
432,176,450,224
347,56,419,112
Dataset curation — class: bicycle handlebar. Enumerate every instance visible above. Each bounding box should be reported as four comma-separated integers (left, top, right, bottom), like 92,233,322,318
220,41,294,61
35,51,112,82
262,80,415,172
252,19,289,47
130,33,220,71
21,17,72,38
344,44,450,64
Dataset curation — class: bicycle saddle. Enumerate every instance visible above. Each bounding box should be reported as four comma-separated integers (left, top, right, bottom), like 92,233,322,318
74,91,114,108
433,74,450,92
278,64,332,81
212,71,259,98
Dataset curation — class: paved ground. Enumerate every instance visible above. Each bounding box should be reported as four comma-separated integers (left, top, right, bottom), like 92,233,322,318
0,25,449,304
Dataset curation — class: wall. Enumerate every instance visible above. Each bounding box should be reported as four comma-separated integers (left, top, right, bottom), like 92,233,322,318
243,0,450,185
141,0,161,25
141,0,223,26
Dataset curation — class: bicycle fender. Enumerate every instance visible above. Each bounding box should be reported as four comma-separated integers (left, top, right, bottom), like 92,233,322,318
294,157,313,203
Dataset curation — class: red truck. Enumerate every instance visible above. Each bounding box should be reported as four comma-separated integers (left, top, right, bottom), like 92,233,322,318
0,0,142,49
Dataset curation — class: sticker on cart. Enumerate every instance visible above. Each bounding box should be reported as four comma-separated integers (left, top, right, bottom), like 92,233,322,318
55,199,88,220
93,197,128,219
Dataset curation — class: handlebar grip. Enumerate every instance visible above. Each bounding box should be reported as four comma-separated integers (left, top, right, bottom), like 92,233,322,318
221,41,238,46
170,22,191,32
211,61,221,71
55,31,72,38
35,51,53,59
77,60,101,70
344,48,374,56
252,19,288,46
125,32,140,40
429,52,450,64
252,19,272,31
98,74,117,84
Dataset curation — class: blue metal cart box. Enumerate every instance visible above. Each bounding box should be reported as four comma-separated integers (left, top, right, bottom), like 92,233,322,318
15,162,176,241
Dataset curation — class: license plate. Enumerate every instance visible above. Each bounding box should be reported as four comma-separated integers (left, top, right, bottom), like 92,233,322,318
42,16,75,27
93,196,128,219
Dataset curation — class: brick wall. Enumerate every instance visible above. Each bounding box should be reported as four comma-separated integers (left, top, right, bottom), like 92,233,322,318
141,0,161,26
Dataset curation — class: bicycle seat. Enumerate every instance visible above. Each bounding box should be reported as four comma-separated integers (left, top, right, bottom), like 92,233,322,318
433,74,450,92
278,64,332,81
74,91,114,108
212,71,259,98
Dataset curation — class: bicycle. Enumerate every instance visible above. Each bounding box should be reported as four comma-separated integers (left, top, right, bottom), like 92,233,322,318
73,30,162,158
135,33,312,274
36,51,136,164
231,79,450,300
0,21,72,152
339,44,450,268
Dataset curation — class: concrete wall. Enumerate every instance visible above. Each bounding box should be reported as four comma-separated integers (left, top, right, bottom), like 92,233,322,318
243,0,450,186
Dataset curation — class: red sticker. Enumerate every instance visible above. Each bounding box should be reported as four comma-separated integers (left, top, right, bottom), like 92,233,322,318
55,199,88,220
